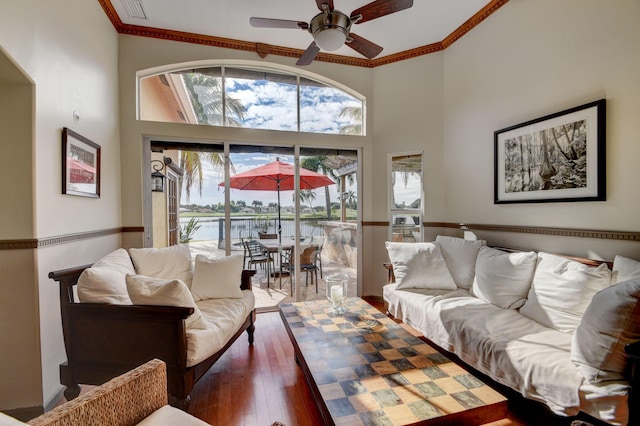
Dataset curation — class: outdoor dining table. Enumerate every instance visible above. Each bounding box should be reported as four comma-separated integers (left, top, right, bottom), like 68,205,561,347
257,237,311,292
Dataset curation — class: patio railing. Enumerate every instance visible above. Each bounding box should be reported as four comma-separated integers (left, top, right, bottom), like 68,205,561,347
217,217,328,249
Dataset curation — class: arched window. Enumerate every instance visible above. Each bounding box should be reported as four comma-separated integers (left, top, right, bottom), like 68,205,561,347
138,62,365,135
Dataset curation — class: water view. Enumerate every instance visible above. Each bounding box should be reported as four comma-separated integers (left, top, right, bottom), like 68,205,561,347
181,216,326,243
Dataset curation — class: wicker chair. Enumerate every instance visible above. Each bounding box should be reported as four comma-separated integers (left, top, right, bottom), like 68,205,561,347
21,359,207,426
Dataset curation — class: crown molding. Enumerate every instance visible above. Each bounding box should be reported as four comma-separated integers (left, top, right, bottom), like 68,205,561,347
98,0,509,68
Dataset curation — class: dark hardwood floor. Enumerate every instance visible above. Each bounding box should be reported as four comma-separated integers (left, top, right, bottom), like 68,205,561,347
55,300,609,425
187,305,609,426
188,311,325,425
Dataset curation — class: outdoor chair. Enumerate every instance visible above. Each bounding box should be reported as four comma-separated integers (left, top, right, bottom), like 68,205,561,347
258,233,278,240
314,240,324,278
242,239,274,285
280,245,319,293
300,245,319,291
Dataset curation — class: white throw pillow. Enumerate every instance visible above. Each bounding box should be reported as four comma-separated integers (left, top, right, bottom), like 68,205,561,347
519,252,612,333
190,254,244,301
571,278,640,382
77,249,135,304
470,247,537,309
385,242,457,290
612,255,640,284
435,236,485,289
129,244,193,288
125,274,208,330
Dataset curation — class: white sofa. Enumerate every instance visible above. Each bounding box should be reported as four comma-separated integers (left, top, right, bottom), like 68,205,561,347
383,236,640,425
48,244,256,409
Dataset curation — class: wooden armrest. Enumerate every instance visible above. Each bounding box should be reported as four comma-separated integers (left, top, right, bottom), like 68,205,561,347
625,341,640,361
241,269,256,291
383,263,395,283
625,341,640,426
63,304,193,372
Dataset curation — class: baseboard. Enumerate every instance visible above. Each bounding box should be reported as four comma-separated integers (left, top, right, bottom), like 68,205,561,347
1,405,43,422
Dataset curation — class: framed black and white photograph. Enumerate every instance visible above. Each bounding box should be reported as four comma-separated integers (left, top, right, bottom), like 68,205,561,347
494,99,605,204
62,127,101,198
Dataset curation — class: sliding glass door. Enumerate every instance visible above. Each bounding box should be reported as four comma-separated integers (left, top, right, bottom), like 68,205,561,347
147,141,359,308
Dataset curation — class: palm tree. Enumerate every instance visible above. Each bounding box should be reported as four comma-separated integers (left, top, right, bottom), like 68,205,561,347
301,156,337,219
178,69,246,202
252,200,263,212
345,190,357,209
181,70,246,126
297,190,317,210
339,106,363,135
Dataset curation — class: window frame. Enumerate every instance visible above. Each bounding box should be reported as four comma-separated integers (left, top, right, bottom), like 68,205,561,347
388,151,424,243
136,60,366,136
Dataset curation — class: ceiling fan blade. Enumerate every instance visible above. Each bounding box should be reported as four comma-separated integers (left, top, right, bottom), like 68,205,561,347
350,0,413,24
250,17,308,30
315,0,334,12
296,42,321,66
346,33,383,59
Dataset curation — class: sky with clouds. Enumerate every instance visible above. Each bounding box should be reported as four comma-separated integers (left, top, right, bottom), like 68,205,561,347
181,70,361,208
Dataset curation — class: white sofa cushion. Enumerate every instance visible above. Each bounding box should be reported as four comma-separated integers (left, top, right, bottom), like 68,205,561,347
77,249,135,304
383,283,584,414
571,278,640,382
435,236,485,289
125,274,208,330
129,244,193,288
136,405,210,425
612,255,640,284
385,241,457,290
187,291,255,367
519,252,611,333
190,254,243,301
471,247,537,309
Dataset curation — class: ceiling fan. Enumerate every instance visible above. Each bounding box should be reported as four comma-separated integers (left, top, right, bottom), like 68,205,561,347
250,0,414,66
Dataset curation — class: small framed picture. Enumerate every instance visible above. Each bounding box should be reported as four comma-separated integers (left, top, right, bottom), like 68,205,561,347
494,99,605,204
62,127,101,198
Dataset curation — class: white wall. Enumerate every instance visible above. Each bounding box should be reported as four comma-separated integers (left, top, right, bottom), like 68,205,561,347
442,0,640,260
0,0,120,412
366,53,445,295
364,0,640,296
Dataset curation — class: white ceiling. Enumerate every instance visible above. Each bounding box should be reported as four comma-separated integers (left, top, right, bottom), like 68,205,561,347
110,0,494,60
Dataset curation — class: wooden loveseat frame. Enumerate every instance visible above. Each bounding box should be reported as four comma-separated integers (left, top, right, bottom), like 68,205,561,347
49,266,257,410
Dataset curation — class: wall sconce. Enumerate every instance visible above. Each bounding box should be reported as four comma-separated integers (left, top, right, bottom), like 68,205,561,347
151,160,166,192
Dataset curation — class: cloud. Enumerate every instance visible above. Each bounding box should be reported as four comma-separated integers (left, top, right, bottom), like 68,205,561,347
179,71,360,207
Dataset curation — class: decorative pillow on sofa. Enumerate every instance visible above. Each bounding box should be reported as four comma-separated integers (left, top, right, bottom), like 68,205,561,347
435,236,485,289
129,244,193,288
190,254,244,301
519,252,612,333
77,248,135,304
125,274,208,330
470,246,537,309
385,242,457,290
571,277,640,382
612,255,640,284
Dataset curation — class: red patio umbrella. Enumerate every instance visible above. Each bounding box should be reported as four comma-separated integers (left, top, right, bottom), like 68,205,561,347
219,158,334,242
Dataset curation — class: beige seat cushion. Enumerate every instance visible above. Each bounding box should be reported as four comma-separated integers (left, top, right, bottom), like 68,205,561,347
136,405,209,425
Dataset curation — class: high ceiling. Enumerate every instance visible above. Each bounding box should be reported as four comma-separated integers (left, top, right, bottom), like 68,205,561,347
100,0,508,67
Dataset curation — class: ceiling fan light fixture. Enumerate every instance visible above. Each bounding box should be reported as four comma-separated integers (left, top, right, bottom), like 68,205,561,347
309,10,350,51
314,26,348,51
